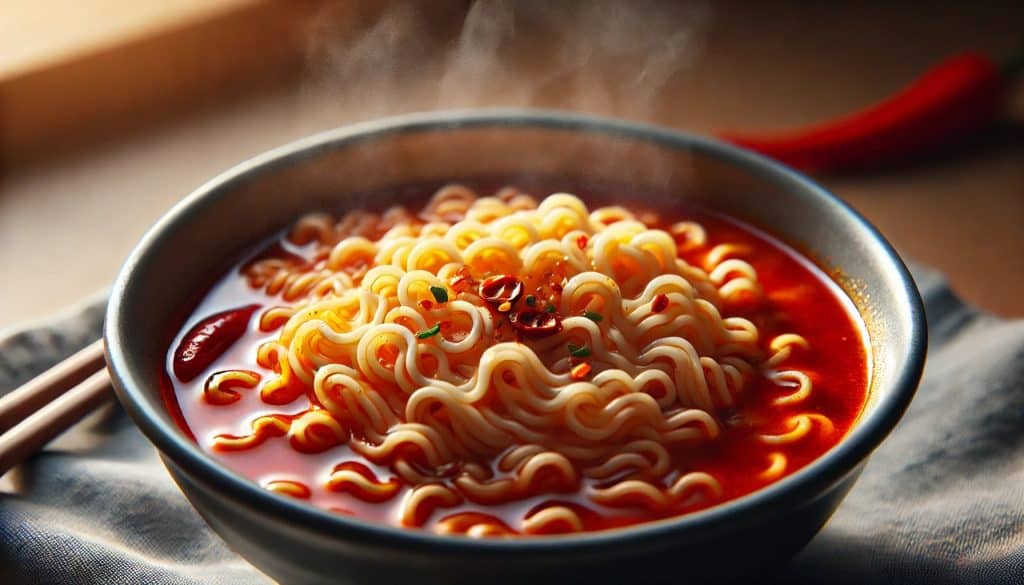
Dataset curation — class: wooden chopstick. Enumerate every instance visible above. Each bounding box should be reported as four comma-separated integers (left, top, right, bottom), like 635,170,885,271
0,339,106,433
0,339,112,476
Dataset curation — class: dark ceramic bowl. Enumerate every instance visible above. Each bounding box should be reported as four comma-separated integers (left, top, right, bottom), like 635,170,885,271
105,110,925,585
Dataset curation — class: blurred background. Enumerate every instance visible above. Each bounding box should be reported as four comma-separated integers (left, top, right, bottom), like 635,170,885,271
1,0,1022,329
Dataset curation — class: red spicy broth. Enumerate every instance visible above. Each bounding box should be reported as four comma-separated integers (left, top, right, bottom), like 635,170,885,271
162,183,869,536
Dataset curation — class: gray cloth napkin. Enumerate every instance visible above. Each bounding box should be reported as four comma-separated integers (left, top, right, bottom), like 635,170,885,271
1,265,1021,584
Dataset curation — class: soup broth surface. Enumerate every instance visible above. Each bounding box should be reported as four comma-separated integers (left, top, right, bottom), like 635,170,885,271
164,183,869,536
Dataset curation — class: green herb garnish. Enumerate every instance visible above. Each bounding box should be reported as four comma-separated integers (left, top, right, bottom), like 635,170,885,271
525,295,537,307
545,304,556,313
568,343,592,358
429,286,449,303
416,323,442,339
583,311,603,322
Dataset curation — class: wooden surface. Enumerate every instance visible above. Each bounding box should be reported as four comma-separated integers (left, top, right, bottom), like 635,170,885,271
0,1,255,77
0,0,326,168
1,1,1022,332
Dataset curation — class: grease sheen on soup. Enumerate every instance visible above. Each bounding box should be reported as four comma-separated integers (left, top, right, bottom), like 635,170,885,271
163,184,869,537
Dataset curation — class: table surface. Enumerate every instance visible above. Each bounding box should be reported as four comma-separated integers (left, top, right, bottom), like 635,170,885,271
2,1,1022,332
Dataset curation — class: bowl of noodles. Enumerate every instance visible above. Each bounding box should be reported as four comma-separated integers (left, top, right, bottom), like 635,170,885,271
104,110,925,584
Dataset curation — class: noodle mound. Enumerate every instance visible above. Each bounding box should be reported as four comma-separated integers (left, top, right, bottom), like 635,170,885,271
219,185,818,535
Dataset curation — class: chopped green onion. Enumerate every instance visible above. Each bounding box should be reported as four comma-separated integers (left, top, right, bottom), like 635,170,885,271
568,343,592,358
416,323,441,339
545,304,556,313
430,286,449,303
525,295,537,307
583,311,603,322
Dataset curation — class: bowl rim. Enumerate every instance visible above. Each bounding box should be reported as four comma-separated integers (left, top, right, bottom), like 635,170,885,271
105,108,926,554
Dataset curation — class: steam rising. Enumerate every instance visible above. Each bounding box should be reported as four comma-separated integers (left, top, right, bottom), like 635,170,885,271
301,1,712,126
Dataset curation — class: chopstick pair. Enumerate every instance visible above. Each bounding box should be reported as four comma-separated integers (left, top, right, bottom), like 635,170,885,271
0,339,112,476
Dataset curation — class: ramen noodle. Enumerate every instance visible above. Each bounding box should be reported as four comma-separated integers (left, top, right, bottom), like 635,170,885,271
165,185,869,536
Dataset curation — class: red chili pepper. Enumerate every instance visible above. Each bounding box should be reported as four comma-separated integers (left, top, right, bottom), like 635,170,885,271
720,52,1019,173
173,304,259,382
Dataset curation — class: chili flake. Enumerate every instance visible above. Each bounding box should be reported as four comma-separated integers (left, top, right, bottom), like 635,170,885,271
651,293,670,313
480,275,524,305
570,362,592,380
509,309,562,337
